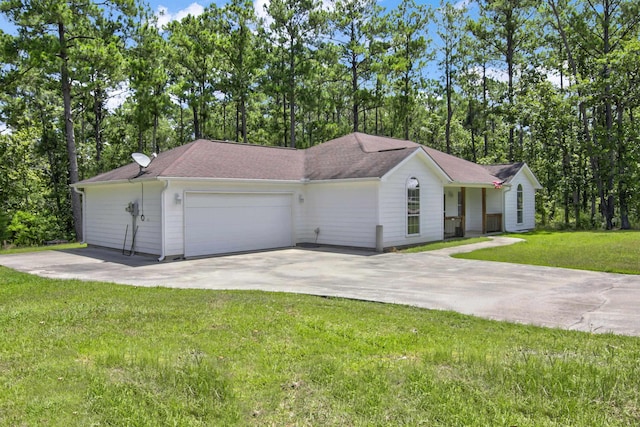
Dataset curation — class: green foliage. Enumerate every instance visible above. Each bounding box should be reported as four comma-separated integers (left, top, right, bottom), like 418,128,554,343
7,211,59,247
2,0,640,234
1,268,639,425
0,212,10,245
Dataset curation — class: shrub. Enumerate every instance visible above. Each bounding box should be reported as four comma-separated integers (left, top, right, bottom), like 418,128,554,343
7,211,58,247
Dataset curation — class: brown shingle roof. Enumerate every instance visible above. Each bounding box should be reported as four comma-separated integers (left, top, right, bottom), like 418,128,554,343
304,133,419,180
76,133,524,187
423,147,501,184
79,140,305,183
482,163,524,183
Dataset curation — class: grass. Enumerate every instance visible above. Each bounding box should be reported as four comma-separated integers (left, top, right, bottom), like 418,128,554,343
403,236,491,253
1,266,639,426
0,242,86,255
454,230,640,274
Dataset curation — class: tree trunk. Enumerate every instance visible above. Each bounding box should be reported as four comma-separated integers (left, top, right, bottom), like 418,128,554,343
618,104,630,229
179,97,185,143
192,98,201,139
58,22,82,241
152,112,158,153
351,21,359,133
93,83,103,171
445,55,452,154
600,4,615,230
289,47,296,149
506,27,515,162
482,63,488,157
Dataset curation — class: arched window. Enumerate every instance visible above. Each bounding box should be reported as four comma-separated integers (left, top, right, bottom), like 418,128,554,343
407,177,420,235
516,184,523,224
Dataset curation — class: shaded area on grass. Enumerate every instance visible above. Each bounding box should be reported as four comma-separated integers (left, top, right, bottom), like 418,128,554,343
454,230,640,275
1,266,639,426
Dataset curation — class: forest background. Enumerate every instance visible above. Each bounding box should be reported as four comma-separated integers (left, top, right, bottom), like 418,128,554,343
1,0,639,245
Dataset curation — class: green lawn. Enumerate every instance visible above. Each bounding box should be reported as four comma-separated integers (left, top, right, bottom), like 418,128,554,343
454,230,640,274
0,242,85,255
1,266,639,426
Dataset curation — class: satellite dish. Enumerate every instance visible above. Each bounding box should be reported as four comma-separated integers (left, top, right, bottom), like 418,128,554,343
132,152,152,168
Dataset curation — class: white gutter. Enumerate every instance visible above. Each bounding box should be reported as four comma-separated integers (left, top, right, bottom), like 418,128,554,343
159,177,302,184
73,187,86,244
71,177,159,187
157,180,170,262
304,177,380,184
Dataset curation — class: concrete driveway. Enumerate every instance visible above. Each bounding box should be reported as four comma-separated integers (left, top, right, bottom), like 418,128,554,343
2,237,640,337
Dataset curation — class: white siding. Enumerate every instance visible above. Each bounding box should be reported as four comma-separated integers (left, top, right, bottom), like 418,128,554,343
444,187,461,217
84,182,162,255
465,188,483,232
303,181,378,248
486,188,502,214
504,171,537,232
379,154,444,247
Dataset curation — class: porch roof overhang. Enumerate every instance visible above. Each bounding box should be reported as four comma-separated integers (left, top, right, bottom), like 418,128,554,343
443,182,511,189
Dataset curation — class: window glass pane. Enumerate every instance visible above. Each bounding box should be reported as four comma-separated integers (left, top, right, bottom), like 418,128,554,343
517,184,523,224
407,215,420,235
407,177,420,235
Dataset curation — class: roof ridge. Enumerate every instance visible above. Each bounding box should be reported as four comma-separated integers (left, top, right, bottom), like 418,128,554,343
353,132,366,153
206,139,299,151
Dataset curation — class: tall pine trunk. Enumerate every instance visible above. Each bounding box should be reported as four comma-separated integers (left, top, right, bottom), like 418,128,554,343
58,22,82,241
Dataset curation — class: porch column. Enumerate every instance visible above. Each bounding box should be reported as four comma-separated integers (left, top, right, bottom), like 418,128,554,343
482,188,487,234
461,187,466,236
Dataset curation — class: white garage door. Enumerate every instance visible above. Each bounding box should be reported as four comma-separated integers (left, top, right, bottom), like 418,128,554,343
184,192,293,257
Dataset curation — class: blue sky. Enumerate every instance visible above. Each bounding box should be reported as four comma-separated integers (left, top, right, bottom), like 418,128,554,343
0,1,472,39
151,0,462,28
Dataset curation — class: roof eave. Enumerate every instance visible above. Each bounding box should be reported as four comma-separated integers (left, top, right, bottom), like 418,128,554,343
306,177,381,184
71,176,160,187
521,164,543,189
160,176,304,184
445,182,506,188
381,148,452,183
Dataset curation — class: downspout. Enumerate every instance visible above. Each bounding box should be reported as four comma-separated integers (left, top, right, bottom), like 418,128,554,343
502,184,512,233
73,187,86,244
157,180,169,262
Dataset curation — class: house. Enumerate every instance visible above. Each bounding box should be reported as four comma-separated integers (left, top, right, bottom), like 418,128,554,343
71,133,541,259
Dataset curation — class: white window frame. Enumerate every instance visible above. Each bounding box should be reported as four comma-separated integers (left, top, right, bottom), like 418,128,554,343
516,184,523,224
407,177,420,236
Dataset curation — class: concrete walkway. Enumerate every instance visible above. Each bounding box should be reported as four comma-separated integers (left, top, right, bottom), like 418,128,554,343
2,237,640,337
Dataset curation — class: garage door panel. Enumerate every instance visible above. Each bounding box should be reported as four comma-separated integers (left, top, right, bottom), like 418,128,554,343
184,193,293,257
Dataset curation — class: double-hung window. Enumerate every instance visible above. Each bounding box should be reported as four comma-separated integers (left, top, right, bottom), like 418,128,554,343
407,177,420,235
516,184,523,224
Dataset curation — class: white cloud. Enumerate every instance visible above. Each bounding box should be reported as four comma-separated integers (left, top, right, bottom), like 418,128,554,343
105,82,131,112
253,0,270,24
156,3,205,29
156,6,172,29
175,3,205,21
